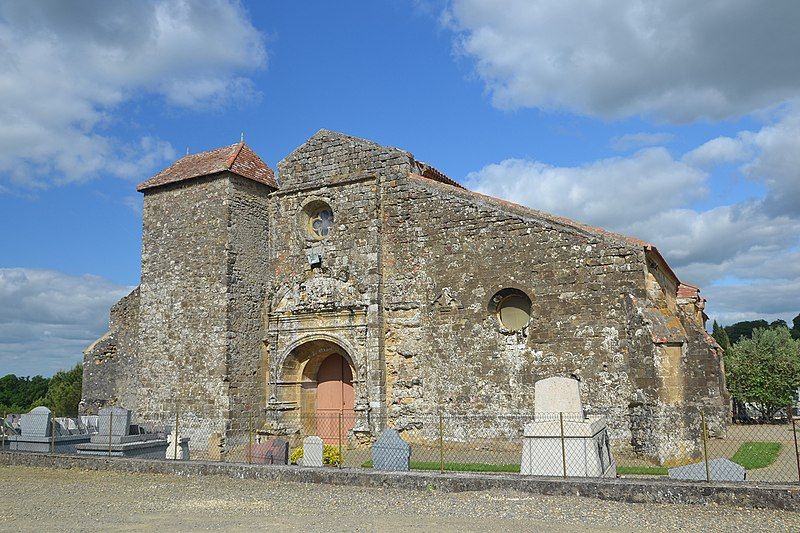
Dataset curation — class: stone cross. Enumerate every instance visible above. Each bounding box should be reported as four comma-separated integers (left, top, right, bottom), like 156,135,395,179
534,377,583,419
303,436,324,467
371,429,411,471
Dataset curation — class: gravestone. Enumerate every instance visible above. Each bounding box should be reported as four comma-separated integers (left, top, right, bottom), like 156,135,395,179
165,429,190,460
521,377,615,477
535,377,583,418
264,439,289,465
9,406,91,453
20,406,52,437
371,429,411,471
668,458,746,482
303,436,324,467
207,432,225,461
98,407,132,436
250,439,288,465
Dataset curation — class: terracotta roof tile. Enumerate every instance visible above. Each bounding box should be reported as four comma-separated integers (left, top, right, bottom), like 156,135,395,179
137,142,277,192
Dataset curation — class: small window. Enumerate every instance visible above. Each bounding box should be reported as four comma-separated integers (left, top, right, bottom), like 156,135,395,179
489,288,532,332
310,207,334,238
301,200,334,240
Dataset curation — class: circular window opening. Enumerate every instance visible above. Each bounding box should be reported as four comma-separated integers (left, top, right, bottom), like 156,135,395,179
489,289,532,331
301,200,334,239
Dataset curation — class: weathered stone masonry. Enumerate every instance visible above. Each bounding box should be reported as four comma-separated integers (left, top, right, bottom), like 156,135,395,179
82,130,728,464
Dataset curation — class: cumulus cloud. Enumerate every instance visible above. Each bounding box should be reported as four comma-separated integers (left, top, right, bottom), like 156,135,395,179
466,147,706,232
0,269,132,376
0,0,266,188
611,132,674,152
445,0,800,122
465,109,800,325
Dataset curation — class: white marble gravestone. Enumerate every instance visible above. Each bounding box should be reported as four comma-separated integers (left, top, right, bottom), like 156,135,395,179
535,376,583,418
521,377,615,478
303,436,324,467
165,429,190,460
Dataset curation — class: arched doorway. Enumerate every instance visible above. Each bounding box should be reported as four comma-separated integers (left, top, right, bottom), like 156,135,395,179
315,353,355,442
275,338,358,442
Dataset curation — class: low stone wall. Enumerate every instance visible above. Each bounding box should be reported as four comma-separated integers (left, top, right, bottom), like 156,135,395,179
2,451,798,511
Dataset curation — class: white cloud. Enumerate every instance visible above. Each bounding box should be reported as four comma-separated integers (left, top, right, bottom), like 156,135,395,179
0,269,132,376
611,132,673,152
445,0,800,122
0,0,266,188
466,147,706,231
465,110,800,325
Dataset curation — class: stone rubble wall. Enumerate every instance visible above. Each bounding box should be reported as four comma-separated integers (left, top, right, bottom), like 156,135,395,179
134,175,233,432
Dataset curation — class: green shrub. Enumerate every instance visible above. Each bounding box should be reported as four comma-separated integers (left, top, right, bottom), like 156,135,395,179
289,446,303,464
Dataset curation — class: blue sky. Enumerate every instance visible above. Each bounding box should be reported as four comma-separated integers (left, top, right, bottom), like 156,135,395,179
1,0,799,375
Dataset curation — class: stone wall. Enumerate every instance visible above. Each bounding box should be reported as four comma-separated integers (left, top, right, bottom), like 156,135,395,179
225,175,273,432
135,174,233,431
81,287,140,414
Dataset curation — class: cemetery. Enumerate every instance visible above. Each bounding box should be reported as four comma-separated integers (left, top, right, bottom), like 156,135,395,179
1,376,797,486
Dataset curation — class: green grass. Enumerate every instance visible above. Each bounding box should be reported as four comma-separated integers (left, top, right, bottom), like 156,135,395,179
616,465,668,476
730,441,782,470
361,460,520,473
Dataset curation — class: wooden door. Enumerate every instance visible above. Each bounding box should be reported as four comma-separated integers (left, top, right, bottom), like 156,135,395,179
315,354,355,442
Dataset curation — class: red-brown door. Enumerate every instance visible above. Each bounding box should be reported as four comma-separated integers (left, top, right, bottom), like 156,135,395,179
315,354,355,442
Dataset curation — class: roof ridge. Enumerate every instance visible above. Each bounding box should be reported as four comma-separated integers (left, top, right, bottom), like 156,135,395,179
225,142,245,169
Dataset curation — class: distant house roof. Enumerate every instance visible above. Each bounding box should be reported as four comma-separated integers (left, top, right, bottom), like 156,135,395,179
136,142,278,192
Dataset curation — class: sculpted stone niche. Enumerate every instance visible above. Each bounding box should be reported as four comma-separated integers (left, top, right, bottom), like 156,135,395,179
272,271,365,314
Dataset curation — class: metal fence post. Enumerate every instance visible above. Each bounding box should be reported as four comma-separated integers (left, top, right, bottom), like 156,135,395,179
792,417,800,484
438,411,444,474
1,411,5,451
50,412,55,454
173,402,180,461
108,410,113,457
248,413,253,464
338,411,343,469
700,412,710,482
559,412,567,478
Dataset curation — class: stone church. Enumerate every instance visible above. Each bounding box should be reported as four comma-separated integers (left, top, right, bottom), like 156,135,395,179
82,129,728,463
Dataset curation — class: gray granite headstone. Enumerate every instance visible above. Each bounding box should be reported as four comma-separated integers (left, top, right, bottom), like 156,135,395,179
668,458,746,482
371,429,411,471
20,406,52,437
303,436,324,467
98,407,132,437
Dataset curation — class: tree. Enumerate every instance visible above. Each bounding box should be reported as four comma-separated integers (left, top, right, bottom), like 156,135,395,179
725,327,800,420
792,313,800,340
0,374,50,413
40,364,83,417
724,320,769,344
711,320,731,353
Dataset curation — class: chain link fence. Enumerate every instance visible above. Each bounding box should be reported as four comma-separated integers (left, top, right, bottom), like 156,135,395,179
3,406,800,484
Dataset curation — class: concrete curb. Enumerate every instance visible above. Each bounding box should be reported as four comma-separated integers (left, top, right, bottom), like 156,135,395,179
2,451,799,510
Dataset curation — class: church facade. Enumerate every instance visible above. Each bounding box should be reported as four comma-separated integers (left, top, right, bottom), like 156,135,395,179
81,130,728,464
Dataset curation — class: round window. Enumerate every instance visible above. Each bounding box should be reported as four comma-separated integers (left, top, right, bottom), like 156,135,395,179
309,207,334,238
489,289,532,332
301,200,334,240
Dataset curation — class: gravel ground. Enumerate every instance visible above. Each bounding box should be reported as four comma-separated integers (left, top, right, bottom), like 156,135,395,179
2,466,799,532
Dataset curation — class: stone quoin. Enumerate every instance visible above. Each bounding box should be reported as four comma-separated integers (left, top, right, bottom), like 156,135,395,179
81,129,728,464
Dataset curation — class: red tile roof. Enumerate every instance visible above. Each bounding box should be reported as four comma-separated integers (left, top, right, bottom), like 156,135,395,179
416,162,465,189
137,142,277,192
